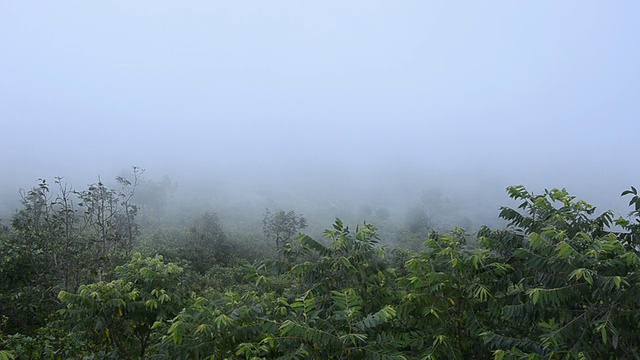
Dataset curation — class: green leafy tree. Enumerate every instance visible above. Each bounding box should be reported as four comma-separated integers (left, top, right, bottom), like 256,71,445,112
397,228,512,359
1,178,81,334
274,220,402,359
0,324,88,360
58,254,188,359
498,185,613,238
615,186,640,249
76,169,141,277
1,169,144,336
483,185,640,359
160,290,286,359
162,220,403,359
291,220,393,306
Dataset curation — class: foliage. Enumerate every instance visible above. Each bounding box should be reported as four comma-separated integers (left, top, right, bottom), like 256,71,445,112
58,253,188,359
616,186,640,249
5,179,640,360
161,220,403,359
397,228,512,359
75,168,142,276
181,212,230,273
292,220,393,306
135,175,177,227
0,324,88,360
134,227,189,265
498,185,613,238
405,205,431,234
483,185,640,359
1,178,78,334
0,169,143,335
263,209,307,258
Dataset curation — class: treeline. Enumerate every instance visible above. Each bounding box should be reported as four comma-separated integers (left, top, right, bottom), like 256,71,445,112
1,178,640,359
0,168,261,336
0,170,142,335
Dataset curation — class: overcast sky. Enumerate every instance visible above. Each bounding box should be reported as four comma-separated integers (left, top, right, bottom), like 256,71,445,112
1,1,639,212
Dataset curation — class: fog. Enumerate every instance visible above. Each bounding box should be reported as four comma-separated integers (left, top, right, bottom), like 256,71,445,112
1,2,639,231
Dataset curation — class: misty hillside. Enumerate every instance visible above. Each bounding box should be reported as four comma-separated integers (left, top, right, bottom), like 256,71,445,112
2,1,639,359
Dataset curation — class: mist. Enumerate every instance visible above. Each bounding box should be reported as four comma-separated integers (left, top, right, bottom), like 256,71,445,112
2,1,639,233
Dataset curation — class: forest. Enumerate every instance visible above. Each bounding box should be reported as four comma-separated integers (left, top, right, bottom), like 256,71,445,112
0,168,638,360
3,1,639,358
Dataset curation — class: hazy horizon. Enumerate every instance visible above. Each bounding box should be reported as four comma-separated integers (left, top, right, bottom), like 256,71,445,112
2,1,639,227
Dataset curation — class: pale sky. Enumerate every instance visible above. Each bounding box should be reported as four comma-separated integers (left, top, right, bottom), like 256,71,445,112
1,1,639,211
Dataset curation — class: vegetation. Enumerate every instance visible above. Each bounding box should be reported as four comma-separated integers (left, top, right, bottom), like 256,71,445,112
262,209,307,259
2,173,640,359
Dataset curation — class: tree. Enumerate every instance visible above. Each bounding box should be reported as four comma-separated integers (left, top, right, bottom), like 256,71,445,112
262,209,307,259
397,228,512,359
182,212,229,273
482,185,640,359
616,186,640,249
0,169,142,336
162,220,402,359
58,254,188,359
135,175,177,227
1,178,79,334
76,167,142,278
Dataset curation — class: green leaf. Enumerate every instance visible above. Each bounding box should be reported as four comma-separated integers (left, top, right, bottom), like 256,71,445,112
0,350,15,360
473,284,491,301
145,299,158,310
195,324,211,334
214,314,231,330
569,268,593,285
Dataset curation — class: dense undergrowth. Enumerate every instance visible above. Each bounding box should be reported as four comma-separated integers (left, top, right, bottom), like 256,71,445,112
1,180,640,359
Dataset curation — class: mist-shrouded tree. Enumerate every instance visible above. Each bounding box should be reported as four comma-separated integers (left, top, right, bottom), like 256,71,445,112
135,175,177,227
76,167,142,277
406,205,431,234
182,212,229,273
262,209,307,259
0,169,143,336
1,178,80,334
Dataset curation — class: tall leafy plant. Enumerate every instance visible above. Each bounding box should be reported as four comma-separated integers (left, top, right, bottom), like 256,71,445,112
58,254,188,359
484,186,640,359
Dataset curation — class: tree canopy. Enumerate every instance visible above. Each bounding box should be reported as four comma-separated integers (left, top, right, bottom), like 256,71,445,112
2,183,640,359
